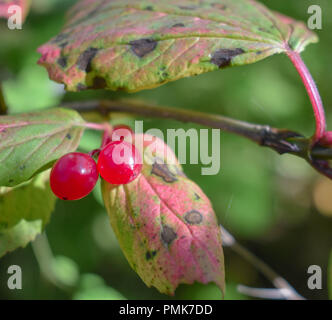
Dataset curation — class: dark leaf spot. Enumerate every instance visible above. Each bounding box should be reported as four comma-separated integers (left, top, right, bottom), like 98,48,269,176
194,193,201,200
172,23,185,28
66,133,72,140
129,39,157,58
77,47,99,72
19,165,26,171
211,48,244,68
158,69,169,79
57,57,67,68
145,6,153,11
184,210,203,225
256,51,263,55
151,160,178,183
92,76,107,89
8,179,14,184
146,250,157,260
161,225,177,245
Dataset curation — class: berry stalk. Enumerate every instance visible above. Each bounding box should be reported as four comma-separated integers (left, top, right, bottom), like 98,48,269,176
84,122,109,131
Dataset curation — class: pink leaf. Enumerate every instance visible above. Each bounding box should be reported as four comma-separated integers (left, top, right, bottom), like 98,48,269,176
37,0,317,92
101,134,225,296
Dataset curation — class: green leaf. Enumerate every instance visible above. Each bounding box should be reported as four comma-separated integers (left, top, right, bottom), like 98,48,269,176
38,0,317,93
73,273,126,300
0,108,85,187
101,134,225,296
0,0,31,21
0,220,42,257
0,170,56,257
51,255,80,288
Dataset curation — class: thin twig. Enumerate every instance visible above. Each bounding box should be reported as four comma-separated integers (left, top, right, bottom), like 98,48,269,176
220,226,305,300
237,285,301,300
63,99,332,161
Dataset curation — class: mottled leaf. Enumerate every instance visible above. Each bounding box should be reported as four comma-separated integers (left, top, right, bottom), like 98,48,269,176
0,170,56,258
0,0,30,21
38,0,318,92
0,108,85,187
101,134,225,295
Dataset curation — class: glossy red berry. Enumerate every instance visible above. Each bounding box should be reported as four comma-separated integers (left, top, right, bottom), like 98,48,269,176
97,140,142,185
111,124,133,141
50,152,98,200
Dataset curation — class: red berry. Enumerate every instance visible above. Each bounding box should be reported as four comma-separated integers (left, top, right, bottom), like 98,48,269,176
50,152,98,200
111,125,133,141
97,140,142,185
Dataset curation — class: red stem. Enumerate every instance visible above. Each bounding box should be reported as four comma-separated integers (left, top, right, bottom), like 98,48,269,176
320,131,332,146
286,50,326,143
85,122,113,156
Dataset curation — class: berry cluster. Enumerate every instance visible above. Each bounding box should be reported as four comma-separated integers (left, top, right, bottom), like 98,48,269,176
50,125,142,201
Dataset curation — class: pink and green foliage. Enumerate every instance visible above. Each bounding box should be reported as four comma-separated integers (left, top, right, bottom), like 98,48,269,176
0,108,85,187
0,0,30,20
0,0,329,299
37,0,317,93
102,134,225,295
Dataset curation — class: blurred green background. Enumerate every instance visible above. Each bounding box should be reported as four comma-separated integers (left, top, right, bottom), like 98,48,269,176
0,0,331,300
